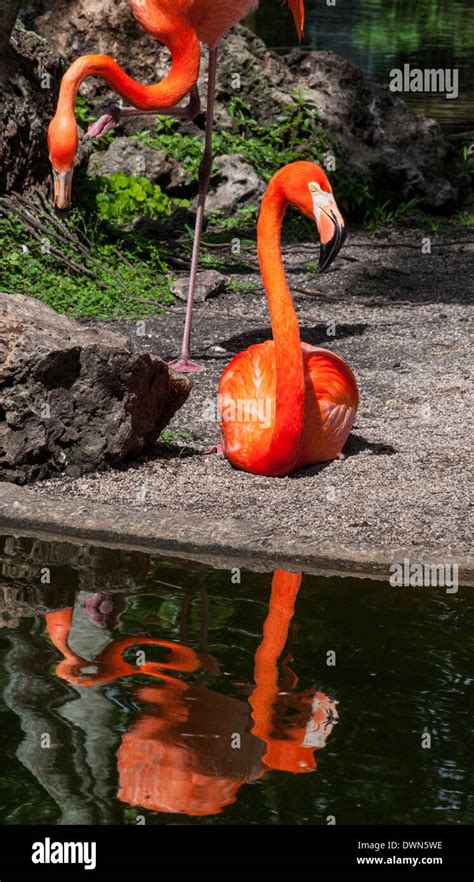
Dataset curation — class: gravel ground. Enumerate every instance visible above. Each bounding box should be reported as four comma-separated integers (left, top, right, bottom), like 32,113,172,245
32,227,473,566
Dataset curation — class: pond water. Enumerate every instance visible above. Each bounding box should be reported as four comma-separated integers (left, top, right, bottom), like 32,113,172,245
0,534,472,825
247,0,474,132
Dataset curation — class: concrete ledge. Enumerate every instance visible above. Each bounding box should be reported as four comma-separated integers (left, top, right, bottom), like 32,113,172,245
1,483,472,584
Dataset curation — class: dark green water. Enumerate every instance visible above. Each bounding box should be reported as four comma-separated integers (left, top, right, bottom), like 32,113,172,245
0,534,473,825
247,0,474,132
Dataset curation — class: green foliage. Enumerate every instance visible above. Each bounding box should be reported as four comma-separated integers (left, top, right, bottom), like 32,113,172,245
133,94,391,221
135,92,336,184
0,216,174,319
334,174,373,215
160,429,192,444
362,197,439,232
74,95,95,127
207,205,258,233
228,279,255,295
455,211,474,228
94,174,189,224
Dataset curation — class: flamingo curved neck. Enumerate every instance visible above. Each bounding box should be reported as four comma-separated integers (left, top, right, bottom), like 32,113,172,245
55,24,200,124
255,181,305,476
250,570,301,742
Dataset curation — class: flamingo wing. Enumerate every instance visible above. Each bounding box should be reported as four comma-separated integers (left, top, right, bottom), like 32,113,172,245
219,341,276,472
298,345,359,466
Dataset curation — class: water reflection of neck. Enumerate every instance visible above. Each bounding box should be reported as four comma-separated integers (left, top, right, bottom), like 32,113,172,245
250,569,337,774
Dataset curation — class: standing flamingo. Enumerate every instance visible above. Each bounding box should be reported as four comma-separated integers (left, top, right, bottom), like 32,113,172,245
219,161,359,477
47,0,305,371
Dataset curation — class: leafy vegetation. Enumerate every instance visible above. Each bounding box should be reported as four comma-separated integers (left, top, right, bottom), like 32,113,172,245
363,197,423,232
0,213,174,319
93,173,189,224
228,279,255,295
160,429,193,444
455,211,474,228
133,93,358,208
2,80,467,325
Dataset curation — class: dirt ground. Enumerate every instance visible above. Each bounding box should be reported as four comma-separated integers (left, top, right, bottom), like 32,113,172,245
29,226,473,572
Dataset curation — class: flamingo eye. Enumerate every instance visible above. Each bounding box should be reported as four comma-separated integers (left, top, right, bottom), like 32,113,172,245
309,182,320,193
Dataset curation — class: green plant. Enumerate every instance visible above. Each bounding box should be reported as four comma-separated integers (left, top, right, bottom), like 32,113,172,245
363,197,426,231
75,95,95,127
455,210,474,228
228,279,255,294
0,214,174,320
135,92,335,184
160,429,192,444
207,205,259,232
93,174,189,224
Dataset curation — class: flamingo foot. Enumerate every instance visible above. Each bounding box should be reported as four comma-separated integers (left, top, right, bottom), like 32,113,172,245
83,592,127,630
85,105,121,140
83,593,112,629
168,356,205,373
204,443,225,458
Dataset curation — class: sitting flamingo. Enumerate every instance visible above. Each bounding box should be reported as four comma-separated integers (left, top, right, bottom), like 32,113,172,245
47,0,305,371
219,161,359,477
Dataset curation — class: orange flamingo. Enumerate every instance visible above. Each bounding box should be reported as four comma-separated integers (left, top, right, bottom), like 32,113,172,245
47,0,305,371
44,568,337,816
218,161,359,477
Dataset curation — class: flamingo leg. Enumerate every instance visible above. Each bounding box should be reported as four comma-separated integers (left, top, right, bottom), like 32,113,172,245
169,47,219,374
86,86,201,140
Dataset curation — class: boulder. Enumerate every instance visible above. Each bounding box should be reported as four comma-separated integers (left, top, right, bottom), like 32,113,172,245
87,136,189,195
0,21,63,196
205,154,265,213
287,50,470,210
170,269,227,302
0,292,191,483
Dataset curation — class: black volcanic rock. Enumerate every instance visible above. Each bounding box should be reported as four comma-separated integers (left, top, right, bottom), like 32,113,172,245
0,291,191,483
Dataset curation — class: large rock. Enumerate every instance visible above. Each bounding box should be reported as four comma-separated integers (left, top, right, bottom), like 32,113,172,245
205,154,265,213
0,21,62,195
287,50,470,210
88,136,189,195
170,269,227,302
0,292,191,484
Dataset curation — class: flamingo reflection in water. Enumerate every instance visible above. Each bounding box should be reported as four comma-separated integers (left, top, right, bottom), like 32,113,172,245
45,570,338,816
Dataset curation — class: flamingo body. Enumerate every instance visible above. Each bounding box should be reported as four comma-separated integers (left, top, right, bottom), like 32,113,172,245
131,0,303,48
188,0,259,48
220,342,358,474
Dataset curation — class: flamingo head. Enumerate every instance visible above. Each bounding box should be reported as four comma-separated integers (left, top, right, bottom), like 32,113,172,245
48,114,78,209
277,161,346,272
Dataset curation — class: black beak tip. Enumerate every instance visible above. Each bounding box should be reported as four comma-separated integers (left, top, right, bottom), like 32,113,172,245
318,224,347,274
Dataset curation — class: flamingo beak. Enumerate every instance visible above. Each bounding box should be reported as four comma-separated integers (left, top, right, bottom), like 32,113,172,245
311,189,346,273
52,169,74,210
